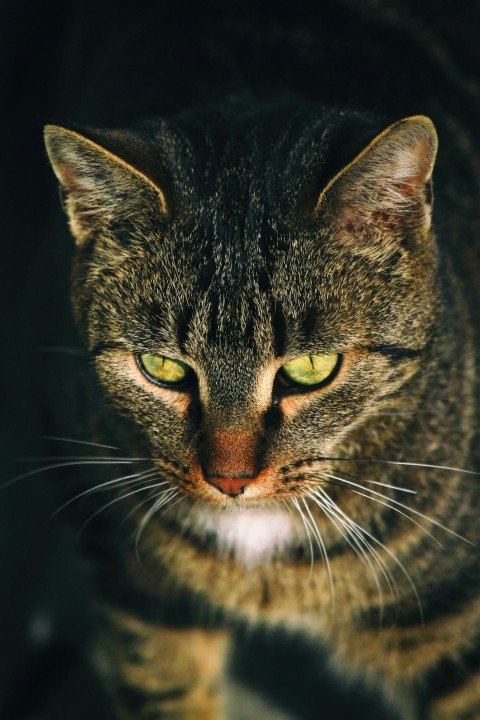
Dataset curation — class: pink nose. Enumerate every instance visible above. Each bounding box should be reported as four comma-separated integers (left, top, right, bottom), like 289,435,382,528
207,476,256,497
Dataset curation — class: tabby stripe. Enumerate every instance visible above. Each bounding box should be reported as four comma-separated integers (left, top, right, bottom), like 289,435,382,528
271,299,288,357
366,344,427,360
97,584,208,627
428,665,480,719
176,306,195,353
396,566,480,630
91,341,127,355
361,575,480,634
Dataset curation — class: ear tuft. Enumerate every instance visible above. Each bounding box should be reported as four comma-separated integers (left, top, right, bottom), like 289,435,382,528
318,115,438,245
44,125,167,245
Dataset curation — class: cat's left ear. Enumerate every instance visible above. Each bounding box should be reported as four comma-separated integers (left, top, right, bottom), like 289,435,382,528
44,125,167,245
317,115,438,243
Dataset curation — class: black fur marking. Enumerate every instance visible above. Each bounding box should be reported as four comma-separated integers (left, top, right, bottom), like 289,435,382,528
368,345,426,360
176,306,195,354
271,300,288,357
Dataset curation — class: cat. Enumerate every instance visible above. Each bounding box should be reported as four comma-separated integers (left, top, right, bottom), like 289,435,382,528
34,2,480,719
41,99,480,719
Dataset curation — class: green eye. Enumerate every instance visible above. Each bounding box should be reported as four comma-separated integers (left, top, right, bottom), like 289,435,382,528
281,353,339,387
138,353,190,384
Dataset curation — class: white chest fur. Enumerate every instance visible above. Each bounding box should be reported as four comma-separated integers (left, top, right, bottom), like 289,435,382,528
186,505,301,566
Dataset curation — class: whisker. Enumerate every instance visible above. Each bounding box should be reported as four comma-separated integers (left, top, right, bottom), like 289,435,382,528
348,487,444,548
313,486,424,625
15,455,148,462
301,497,335,616
83,472,159,494
360,459,480,477
353,478,416,494
302,456,480,478
42,436,119,451
50,468,159,519
320,465,417,494
291,497,315,596
2,459,139,490
321,471,474,546
306,488,389,624
290,467,415,494
37,346,87,357
121,480,173,526
135,489,180,558
76,482,174,541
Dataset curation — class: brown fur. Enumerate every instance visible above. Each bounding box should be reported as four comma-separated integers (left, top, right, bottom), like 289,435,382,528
43,98,480,719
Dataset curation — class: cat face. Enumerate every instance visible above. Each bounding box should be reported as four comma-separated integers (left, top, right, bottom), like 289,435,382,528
45,104,438,512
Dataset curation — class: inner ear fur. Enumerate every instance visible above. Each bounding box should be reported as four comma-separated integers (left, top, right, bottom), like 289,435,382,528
317,115,438,243
44,125,167,245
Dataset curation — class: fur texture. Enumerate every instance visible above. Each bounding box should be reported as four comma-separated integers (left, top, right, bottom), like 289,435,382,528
42,97,480,719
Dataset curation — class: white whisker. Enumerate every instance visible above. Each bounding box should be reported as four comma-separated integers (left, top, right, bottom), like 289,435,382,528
306,488,388,624
353,478,416,494
322,472,473,546
347,487,444,548
76,482,175,540
42,436,119,451
135,489,180,557
50,468,159,519
16,455,148,463
37,346,87,357
291,497,315,596
3,459,136,489
313,486,424,625
327,457,480,478
301,497,335,615
121,481,173,526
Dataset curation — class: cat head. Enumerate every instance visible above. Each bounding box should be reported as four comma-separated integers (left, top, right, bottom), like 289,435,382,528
45,103,438,505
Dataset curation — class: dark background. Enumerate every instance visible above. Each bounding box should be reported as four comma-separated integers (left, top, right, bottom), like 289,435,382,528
1,1,480,718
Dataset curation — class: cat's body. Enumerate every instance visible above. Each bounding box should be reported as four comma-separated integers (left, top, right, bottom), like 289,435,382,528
33,2,480,718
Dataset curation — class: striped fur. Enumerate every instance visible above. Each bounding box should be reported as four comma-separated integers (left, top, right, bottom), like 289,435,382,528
40,7,480,717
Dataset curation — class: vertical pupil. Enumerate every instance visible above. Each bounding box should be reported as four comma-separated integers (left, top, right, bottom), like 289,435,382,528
139,354,189,384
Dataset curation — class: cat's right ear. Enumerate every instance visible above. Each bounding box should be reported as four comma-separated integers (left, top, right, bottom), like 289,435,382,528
44,126,167,245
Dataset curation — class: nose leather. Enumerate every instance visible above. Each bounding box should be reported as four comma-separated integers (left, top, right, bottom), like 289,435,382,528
207,476,256,497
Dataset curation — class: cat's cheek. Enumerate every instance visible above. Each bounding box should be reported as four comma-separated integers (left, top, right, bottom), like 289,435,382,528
96,350,191,415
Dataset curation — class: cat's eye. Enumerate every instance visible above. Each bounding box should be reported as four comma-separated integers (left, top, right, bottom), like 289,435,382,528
280,352,339,388
138,353,191,385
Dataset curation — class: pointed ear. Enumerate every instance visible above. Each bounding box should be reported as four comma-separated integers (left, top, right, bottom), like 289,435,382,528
317,116,438,246
44,125,167,245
